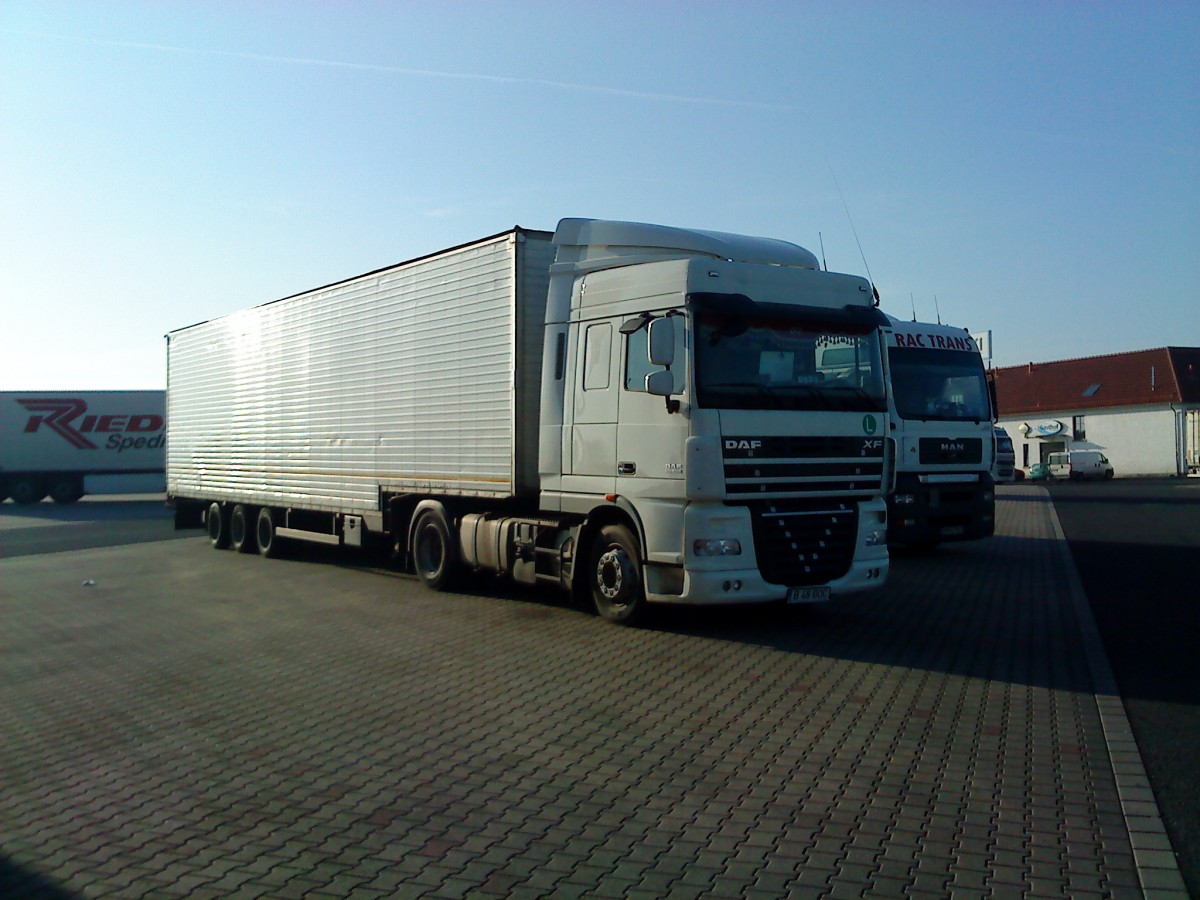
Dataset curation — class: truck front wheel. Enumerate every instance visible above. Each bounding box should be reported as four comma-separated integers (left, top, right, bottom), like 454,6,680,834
413,508,458,591
589,524,647,626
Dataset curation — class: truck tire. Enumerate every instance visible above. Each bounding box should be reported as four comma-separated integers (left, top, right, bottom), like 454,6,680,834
207,502,230,549
10,477,46,505
230,504,255,553
48,477,84,504
256,507,282,558
413,507,458,591
589,523,647,625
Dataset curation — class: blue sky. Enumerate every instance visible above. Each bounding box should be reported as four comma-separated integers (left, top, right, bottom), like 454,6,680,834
2,1,1197,389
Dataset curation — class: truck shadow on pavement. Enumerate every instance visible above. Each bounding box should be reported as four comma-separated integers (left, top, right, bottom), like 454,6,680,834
0,855,81,900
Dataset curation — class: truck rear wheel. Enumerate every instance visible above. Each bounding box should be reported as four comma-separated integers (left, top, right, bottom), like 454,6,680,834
256,507,282,558
207,502,230,549
48,477,84,504
230,504,255,553
413,508,458,591
10,477,45,505
589,524,647,625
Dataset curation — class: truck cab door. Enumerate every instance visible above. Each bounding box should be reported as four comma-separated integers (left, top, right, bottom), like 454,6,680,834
563,320,618,495
616,316,687,494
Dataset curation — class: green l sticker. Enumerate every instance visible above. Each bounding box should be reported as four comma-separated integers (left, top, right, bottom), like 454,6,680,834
862,415,878,435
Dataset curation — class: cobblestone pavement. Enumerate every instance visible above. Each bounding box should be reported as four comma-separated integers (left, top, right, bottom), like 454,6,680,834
0,487,1186,898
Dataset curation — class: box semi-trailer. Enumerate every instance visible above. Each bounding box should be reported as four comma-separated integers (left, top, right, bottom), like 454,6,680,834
881,316,995,548
1,390,166,504
167,219,891,624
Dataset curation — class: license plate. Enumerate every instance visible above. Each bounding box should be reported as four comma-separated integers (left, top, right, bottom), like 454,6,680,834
787,586,831,604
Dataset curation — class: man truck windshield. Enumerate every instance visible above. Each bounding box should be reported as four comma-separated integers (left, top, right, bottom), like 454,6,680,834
693,308,886,412
889,347,991,422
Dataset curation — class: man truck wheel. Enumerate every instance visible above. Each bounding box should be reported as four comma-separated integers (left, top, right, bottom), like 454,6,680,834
413,508,458,591
207,502,230,549
589,523,647,626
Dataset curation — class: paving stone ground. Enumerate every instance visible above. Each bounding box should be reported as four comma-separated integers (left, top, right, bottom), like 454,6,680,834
0,487,1186,898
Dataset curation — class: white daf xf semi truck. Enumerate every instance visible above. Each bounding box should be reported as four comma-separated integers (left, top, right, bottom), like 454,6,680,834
881,316,995,548
167,219,892,623
1,390,166,504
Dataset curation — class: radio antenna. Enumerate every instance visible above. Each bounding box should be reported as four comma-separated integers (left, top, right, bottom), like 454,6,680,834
910,293,917,322
828,163,876,301
818,232,828,271
933,294,942,325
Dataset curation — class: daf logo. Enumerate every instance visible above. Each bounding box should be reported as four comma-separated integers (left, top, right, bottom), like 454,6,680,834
941,441,965,453
862,439,883,455
725,439,763,451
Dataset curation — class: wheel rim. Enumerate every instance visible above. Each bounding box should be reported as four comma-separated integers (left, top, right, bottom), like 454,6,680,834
257,512,273,553
596,545,635,605
416,523,444,578
231,509,246,546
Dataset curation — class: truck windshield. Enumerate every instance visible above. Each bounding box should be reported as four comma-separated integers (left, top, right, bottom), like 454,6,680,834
693,310,886,412
889,347,991,422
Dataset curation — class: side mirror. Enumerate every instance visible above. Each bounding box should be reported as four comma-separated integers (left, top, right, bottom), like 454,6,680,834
646,370,674,397
648,317,675,367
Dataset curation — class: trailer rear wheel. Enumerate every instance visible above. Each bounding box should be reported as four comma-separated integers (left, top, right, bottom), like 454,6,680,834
208,502,230,549
589,524,646,626
230,504,255,553
256,507,282,558
413,508,458,591
10,477,46,506
49,477,84,504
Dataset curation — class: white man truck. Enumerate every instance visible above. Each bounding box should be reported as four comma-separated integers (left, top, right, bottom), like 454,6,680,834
881,317,995,548
167,219,891,623
1,390,166,504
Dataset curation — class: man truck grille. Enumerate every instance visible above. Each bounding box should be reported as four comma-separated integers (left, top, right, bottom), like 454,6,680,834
741,499,859,586
722,435,884,500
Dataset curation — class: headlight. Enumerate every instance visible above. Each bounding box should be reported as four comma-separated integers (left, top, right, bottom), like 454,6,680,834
894,493,916,505
693,538,742,556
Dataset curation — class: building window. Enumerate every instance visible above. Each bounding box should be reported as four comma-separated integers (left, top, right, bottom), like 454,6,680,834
1073,415,1086,441
1022,443,1030,468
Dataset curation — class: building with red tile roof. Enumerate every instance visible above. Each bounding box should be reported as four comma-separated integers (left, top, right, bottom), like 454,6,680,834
990,347,1200,477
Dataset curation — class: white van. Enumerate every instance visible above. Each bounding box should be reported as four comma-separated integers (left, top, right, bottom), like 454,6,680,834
1047,450,1114,481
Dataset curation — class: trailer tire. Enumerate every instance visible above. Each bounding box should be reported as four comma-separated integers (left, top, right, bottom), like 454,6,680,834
230,504,255,553
413,508,458,591
588,523,647,626
207,502,230,549
49,477,84,504
10,477,46,506
256,507,282,558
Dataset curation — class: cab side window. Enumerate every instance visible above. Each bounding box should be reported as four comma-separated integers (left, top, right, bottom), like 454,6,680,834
625,316,685,392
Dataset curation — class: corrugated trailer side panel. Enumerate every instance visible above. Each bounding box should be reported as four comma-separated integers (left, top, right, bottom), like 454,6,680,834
167,230,554,513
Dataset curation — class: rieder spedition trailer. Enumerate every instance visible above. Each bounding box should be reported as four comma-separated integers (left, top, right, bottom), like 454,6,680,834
167,219,891,623
881,316,995,548
1,390,165,504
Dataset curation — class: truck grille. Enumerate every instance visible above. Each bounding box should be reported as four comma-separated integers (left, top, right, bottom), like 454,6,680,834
741,498,859,586
918,437,983,465
722,435,884,500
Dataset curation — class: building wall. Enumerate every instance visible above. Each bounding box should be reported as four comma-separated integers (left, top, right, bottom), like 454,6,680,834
999,405,1182,477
